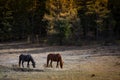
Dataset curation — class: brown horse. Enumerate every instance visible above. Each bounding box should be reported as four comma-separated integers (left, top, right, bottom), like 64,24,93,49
47,53,63,68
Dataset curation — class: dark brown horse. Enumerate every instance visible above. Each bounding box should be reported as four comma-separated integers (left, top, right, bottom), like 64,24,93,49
46,53,63,68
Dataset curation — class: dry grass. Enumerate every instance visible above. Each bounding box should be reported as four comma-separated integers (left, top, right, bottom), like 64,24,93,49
0,56,120,80
0,43,120,80
0,66,120,80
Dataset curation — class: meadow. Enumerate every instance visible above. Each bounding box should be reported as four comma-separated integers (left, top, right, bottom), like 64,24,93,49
0,42,120,80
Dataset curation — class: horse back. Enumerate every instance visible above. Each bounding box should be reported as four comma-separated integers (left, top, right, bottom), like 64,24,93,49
19,54,31,61
47,53,62,61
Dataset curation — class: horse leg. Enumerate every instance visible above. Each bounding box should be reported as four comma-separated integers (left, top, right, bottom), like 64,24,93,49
50,60,53,68
47,59,49,67
19,59,21,67
56,61,59,68
22,61,24,68
27,61,30,68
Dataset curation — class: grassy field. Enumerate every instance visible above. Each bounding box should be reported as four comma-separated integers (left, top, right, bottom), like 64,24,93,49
0,63,120,80
0,42,120,80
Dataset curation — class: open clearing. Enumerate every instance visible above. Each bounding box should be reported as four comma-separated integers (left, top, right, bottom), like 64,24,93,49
0,42,120,80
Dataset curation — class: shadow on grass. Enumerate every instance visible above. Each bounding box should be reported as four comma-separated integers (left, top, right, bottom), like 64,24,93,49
0,77,18,80
0,65,44,72
12,68,44,72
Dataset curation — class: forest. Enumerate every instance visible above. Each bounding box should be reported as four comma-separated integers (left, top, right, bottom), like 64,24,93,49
0,0,120,45
0,1,120,80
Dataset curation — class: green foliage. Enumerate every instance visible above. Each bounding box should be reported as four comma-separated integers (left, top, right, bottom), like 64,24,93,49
49,19,71,45
55,20,71,39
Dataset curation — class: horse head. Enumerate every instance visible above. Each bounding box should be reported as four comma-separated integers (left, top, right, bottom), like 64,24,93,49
60,59,63,68
30,55,36,68
32,62,36,68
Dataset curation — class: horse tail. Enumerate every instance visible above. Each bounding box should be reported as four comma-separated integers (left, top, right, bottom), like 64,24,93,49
19,54,22,67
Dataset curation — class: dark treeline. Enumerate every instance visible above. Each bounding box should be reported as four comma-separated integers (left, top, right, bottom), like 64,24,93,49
0,0,120,45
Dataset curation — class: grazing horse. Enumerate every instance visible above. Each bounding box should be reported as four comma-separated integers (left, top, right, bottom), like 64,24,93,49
19,54,36,68
47,53,63,68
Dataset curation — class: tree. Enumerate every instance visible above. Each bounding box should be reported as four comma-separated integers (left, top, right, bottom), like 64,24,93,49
76,0,111,40
0,0,13,41
54,20,71,45
45,0,78,44
27,0,47,43
108,0,120,39
9,0,47,43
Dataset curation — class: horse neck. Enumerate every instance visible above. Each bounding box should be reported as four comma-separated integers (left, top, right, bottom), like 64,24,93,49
30,57,35,64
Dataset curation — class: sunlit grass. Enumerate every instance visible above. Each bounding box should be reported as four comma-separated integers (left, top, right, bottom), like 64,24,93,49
0,67,120,80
